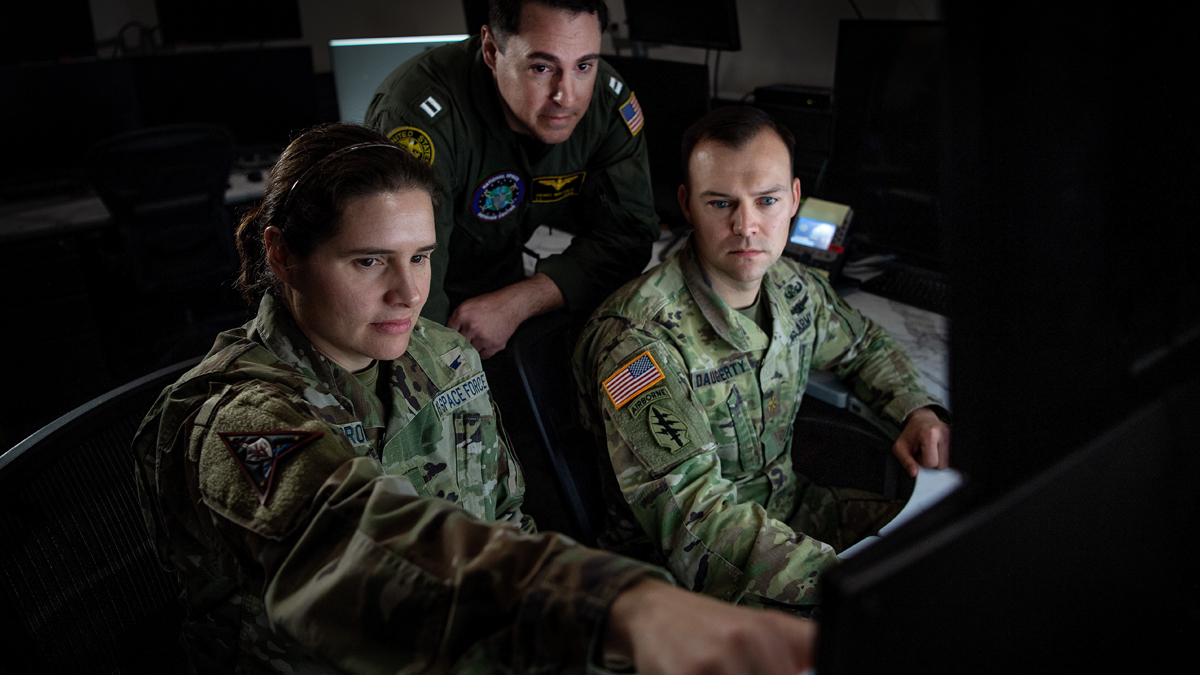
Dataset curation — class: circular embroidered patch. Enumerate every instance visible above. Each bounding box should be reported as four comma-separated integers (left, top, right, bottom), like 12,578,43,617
471,172,524,221
387,126,435,165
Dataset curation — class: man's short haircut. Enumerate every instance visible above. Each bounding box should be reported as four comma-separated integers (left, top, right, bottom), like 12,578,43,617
680,106,796,187
488,0,608,51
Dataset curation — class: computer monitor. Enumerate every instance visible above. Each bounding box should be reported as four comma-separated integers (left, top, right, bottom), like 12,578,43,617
817,20,946,269
0,0,95,66
129,47,318,150
818,379,1196,673
155,0,303,46
329,35,469,125
0,60,141,199
603,56,711,228
816,4,1199,669
623,0,741,51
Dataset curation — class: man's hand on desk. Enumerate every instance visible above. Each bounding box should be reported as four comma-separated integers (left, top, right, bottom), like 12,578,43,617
446,273,564,359
892,407,951,478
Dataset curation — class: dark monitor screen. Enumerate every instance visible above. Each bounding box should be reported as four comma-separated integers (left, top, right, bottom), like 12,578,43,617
129,48,317,149
0,0,95,66
623,0,741,51
603,56,710,228
818,21,945,268
817,375,1197,673
0,61,141,199
155,0,302,46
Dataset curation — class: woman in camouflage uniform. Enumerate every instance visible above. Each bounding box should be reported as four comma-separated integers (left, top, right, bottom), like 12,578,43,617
133,123,817,675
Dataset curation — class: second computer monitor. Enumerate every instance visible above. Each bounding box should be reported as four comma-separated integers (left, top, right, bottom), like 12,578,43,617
329,35,469,125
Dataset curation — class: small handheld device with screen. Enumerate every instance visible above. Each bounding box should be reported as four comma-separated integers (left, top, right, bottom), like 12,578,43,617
784,197,853,280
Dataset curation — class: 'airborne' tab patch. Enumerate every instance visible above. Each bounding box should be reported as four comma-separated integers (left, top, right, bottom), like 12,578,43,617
432,372,490,419
531,171,586,203
218,430,324,504
603,350,665,409
619,93,644,136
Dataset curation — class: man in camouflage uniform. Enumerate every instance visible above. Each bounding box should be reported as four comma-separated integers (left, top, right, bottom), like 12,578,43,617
366,0,659,357
573,106,951,611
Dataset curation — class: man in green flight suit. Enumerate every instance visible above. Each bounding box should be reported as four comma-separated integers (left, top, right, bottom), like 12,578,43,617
574,106,952,612
366,0,659,358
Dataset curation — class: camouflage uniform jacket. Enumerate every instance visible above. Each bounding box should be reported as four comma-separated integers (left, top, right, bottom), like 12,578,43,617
365,36,659,322
573,240,943,608
133,294,664,674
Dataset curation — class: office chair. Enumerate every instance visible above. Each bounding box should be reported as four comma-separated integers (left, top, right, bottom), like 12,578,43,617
508,311,606,545
86,123,238,297
0,358,201,675
85,124,249,372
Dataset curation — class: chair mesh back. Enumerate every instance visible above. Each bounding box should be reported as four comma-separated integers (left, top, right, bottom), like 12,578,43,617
0,366,193,674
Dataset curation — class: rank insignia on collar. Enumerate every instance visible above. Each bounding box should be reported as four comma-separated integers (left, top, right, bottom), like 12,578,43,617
609,76,624,95
218,431,323,504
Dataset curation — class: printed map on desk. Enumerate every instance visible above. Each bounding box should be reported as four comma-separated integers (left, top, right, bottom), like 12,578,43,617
840,288,950,408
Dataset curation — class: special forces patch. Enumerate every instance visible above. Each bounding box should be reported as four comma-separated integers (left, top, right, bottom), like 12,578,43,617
218,430,323,503
471,172,524,221
531,171,586,203
647,405,689,452
387,126,435,165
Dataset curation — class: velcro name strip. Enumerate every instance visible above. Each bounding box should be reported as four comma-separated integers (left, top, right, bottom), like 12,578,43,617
432,372,490,419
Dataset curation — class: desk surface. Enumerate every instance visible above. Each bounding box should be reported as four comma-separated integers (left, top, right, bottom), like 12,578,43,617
0,171,266,244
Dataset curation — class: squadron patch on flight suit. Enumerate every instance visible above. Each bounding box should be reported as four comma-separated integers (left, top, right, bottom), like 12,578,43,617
217,430,324,504
531,171,586,203
619,93,644,136
387,126,435,165
647,405,690,452
471,172,524,221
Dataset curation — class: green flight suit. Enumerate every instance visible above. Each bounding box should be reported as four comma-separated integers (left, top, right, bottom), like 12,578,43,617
133,294,665,674
573,240,944,609
365,36,660,323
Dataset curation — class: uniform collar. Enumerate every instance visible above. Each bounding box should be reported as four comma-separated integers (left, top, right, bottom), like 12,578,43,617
469,37,517,142
248,294,388,430
678,238,799,352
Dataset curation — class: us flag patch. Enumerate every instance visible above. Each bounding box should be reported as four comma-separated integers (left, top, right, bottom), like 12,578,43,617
619,93,644,136
603,350,664,409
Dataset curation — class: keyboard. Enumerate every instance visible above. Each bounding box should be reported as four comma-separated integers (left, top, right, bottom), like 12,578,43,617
858,263,950,316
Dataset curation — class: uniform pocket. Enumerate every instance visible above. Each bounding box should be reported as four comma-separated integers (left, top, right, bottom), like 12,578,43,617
453,412,501,519
726,385,763,473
